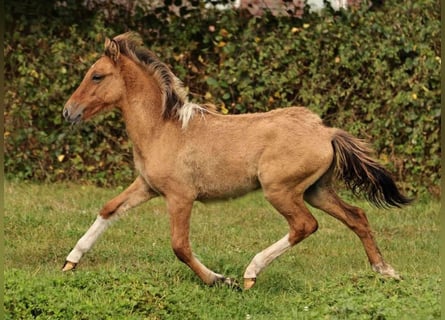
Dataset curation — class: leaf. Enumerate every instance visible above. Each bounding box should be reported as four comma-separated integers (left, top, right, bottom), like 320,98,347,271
206,77,219,87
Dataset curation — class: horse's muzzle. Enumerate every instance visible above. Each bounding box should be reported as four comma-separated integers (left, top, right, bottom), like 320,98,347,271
63,102,83,124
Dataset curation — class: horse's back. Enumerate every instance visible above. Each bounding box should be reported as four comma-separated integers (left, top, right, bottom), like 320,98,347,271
212,106,334,156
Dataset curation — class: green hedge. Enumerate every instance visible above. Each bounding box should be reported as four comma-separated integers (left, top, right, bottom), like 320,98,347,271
5,0,440,196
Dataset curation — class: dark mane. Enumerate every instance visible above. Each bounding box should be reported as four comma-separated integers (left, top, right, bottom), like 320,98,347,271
111,32,188,119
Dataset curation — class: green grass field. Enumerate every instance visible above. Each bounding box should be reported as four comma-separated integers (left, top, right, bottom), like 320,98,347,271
4,182,440,319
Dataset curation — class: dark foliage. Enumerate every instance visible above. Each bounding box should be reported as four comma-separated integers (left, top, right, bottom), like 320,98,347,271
4,0,440,197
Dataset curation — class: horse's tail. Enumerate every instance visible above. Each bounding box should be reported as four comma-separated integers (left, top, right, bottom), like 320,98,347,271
331,129,412,208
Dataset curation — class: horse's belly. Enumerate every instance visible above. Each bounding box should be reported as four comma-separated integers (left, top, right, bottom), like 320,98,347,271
195,175,261,201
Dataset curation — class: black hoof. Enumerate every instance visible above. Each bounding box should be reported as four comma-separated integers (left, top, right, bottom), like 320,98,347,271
214,276,241,291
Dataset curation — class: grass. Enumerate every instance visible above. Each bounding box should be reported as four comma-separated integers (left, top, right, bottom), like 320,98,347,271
4,181,441,319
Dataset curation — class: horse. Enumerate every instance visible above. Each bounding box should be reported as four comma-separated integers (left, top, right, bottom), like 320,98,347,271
62,32,411,289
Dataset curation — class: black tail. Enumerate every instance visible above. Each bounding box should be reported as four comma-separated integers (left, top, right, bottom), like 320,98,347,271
331,130,412,208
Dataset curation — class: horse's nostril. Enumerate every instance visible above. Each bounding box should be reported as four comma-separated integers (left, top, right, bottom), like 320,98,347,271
63,103,83,124
63,108,69,119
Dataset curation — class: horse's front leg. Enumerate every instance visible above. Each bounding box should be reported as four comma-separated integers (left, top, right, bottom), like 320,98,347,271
62,176,157,271
167,196,238,287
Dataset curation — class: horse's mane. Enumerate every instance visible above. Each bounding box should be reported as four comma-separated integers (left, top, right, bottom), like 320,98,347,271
110,32,212,128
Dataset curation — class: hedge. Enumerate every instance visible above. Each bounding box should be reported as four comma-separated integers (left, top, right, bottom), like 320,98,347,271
4,0,440,197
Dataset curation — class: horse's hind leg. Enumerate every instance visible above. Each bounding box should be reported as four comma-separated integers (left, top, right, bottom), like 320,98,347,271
244,189,318,289
62,176,157,271
304,184,400,279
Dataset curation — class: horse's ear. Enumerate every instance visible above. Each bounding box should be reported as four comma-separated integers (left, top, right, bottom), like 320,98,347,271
104,37,120,63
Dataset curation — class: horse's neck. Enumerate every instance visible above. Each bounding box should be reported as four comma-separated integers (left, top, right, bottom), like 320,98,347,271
122,98,160,142
120,68,170,150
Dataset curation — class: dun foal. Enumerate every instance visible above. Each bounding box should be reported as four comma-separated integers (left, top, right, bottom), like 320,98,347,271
62,32,411,289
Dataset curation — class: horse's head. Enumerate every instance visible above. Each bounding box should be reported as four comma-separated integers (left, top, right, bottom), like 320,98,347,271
63,38,125,124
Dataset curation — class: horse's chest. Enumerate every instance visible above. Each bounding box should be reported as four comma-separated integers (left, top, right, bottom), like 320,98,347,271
133,150,164,191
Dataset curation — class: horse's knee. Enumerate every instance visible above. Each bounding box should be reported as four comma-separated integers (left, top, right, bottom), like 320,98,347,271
289,216,318,245
100,199,123,219
307,217,319,234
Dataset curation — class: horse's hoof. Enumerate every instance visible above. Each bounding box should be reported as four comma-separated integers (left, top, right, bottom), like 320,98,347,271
244,278,256,290
214,276,241,291
372,262,402,280
62,261,77,272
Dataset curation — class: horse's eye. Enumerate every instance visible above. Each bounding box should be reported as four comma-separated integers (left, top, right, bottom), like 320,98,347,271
92,74,104,83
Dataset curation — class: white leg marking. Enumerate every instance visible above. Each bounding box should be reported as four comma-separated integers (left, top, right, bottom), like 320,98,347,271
372,262,401,280
66,216,112,263
244,234,292,279
194,256,224,284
